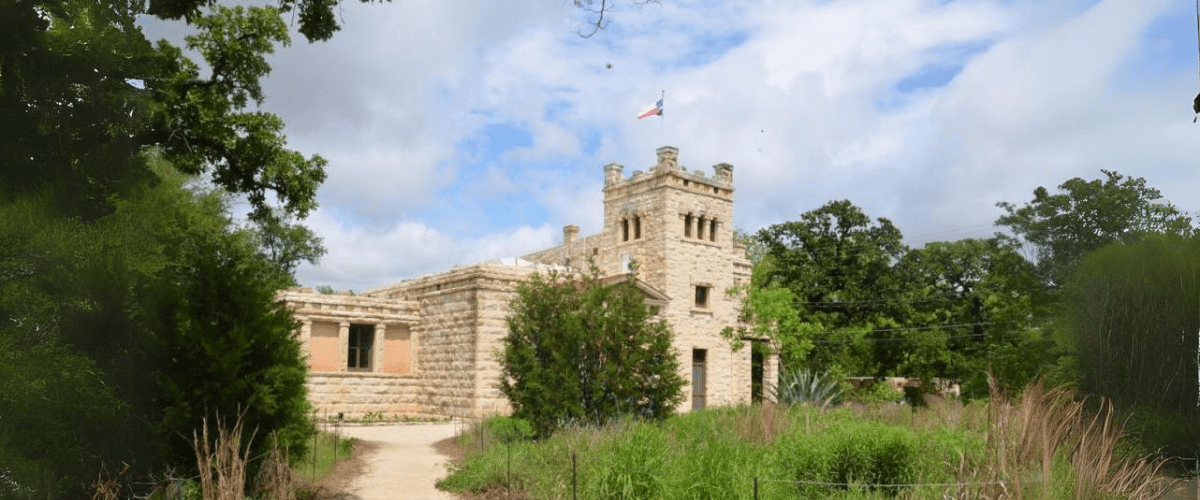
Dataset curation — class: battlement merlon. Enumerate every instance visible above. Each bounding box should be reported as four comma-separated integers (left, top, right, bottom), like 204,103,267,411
603,146,734,191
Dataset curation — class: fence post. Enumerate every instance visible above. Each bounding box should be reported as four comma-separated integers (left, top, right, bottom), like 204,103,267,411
754,476,759,500
572,451,578,500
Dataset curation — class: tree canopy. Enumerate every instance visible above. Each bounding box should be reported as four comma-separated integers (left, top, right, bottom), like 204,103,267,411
0,0,338,496
996,170,1195,290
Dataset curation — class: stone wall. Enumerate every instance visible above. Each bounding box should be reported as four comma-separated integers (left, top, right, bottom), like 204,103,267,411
307,372,433,418
365,264,537,418
284,145,773,420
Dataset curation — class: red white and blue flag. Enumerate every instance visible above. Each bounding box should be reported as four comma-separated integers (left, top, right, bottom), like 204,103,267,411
637,98,663,119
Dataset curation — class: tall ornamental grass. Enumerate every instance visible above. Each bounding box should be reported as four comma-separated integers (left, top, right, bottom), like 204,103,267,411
439,381,1174,500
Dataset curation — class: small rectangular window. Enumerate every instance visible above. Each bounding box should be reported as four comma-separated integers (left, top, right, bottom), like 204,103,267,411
622,219,629,241
347,324,374,371
692,349,707,410
684,214,692,238
694,285,710,308
634,216,641,239
710,220,718,242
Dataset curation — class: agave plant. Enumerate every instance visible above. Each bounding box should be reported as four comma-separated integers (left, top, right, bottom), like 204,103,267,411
775,369,844,408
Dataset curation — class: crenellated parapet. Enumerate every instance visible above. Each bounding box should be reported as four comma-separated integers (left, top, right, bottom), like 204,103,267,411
603,145,734,196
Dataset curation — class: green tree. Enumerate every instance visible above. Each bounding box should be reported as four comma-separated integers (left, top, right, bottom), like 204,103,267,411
726,229,814,373
498,268,685,438
996,170,1195,291
896,237,1054,398
0,162,315,497
1,0,328,223
756,200,908,375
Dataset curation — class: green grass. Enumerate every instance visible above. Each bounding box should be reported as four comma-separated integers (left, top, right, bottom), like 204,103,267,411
296,430,355,482
438,384,1173,500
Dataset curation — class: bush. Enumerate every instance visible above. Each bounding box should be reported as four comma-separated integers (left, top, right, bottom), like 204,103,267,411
846,381,905,405
498,268,685,438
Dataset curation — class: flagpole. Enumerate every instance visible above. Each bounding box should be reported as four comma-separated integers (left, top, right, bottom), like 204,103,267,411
659,90,665,135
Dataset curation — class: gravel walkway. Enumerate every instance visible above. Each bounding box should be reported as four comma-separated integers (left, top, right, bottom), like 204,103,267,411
335,422,460,500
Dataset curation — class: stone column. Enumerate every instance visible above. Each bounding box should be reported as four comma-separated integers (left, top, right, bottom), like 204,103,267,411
373,323,386,373
338,321,350,373
298,319,312,366
764,346,781,404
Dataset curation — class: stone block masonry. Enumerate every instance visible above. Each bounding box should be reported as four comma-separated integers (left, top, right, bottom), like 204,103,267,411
281,146,779,419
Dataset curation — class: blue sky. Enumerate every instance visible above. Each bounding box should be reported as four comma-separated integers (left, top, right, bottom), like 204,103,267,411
221,0,1200,290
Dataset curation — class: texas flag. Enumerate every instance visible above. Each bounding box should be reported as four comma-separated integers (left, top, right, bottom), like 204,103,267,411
637,98,663,119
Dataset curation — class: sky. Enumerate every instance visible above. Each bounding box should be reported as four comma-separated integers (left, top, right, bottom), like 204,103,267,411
164,0,1200,290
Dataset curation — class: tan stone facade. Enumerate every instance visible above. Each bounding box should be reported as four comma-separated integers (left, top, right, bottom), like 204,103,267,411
281,146,778,419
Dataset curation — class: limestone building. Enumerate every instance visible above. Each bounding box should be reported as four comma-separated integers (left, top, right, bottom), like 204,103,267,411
280,146,778,419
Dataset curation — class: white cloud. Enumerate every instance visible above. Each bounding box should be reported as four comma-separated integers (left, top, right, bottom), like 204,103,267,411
264,0,1200,285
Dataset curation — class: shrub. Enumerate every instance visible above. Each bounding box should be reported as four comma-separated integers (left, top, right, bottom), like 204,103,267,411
498,268,685,438
846,381,905,405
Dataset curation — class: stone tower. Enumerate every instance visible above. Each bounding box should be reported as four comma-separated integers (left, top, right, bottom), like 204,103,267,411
601,146,750,410
601,145,737,296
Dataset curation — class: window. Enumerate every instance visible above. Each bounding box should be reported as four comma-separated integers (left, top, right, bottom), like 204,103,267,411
709,220,718,242
347,324,374,371
620,253,632,272
694,285,710,308
684,214,692,238
622,219,629,241
634,216,641,239
692,349,707,410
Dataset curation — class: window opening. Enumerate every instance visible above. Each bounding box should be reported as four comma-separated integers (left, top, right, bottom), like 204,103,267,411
697,216,705,241
347,324,374,371
692,349,707,410
694,285,710,308
684,214,692,238
710,220,718,242
634,216,641,239
622,219,629,241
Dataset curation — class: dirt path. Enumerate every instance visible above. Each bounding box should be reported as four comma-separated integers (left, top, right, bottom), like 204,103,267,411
335,422,460,500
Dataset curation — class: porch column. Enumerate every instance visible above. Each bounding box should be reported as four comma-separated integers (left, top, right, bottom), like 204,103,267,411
338,321,350,373
764,345,780,404
298,319,312,360
373,323,387,374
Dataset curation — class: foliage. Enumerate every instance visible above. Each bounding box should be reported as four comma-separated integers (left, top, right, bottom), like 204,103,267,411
896,237,1054,399
755,200,909,376
0,165,316,497
846,381,905,405
776,370,845,408
1,0,328,224
1,0,331,496
499,268,685,438
484,416,535,444
1066,234,1199,456
996,170,1195,290
441,382,1171,500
